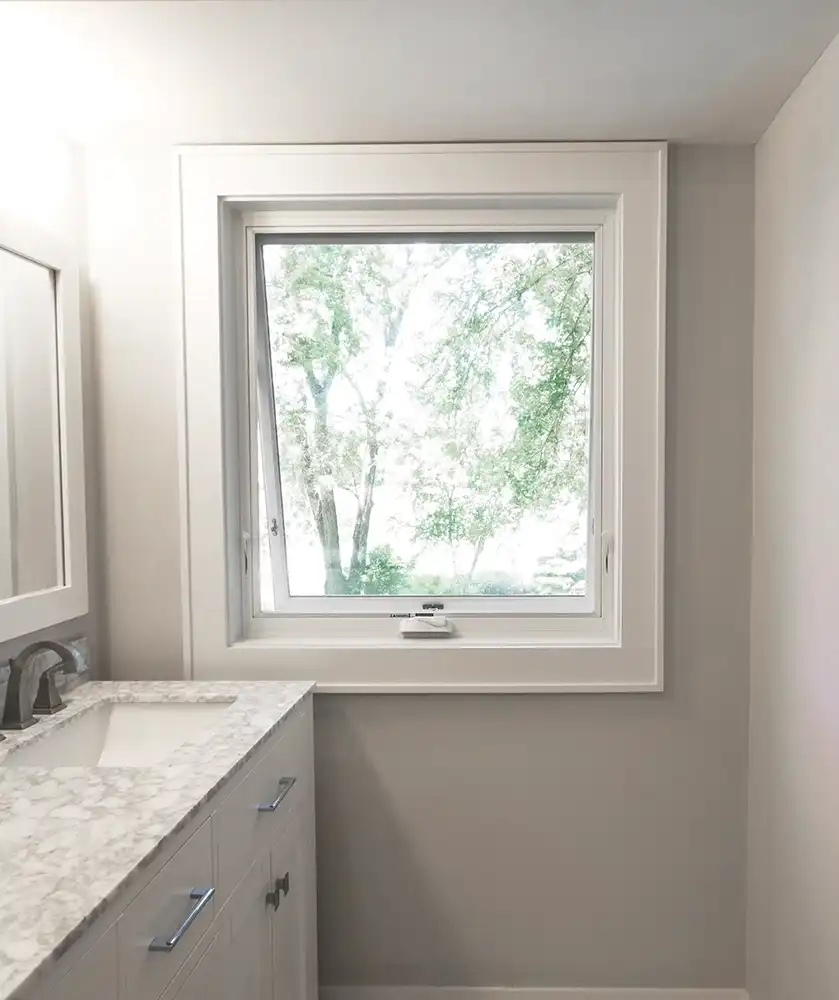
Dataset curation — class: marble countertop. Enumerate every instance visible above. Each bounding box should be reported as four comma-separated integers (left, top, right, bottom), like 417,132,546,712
0,680,314,1000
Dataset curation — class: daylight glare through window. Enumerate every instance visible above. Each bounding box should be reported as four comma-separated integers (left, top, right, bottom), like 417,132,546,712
253,233,599,616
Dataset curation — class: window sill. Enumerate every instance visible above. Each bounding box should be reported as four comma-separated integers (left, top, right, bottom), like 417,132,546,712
188,638,662,693
312,681,660,693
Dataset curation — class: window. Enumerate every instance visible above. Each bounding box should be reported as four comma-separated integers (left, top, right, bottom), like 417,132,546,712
254,234,598,616
178,144,666,689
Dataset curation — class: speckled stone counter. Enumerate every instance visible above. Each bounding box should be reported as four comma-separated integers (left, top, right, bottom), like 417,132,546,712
0,680,314,1000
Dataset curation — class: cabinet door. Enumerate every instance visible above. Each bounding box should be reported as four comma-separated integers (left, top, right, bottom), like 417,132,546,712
118,819,215,1000
44,926,118,1000
162,930,226,1000
226,853,273,1000
300,765,318,1000
272,715,318,1000
269,815,307,1000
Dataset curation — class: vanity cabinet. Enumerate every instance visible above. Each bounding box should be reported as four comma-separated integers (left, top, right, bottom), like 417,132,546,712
40,928,119,1000
33,697,316,1000
168,853,273,1000
160,931,226,1000
225,855,273,1000
119,820,216,1000
270,816,307,1000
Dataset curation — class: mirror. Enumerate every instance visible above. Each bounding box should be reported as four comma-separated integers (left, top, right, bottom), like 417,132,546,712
0,217,87,642
0,248,64,598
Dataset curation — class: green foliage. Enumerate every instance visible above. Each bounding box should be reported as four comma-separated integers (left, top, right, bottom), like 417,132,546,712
262,239,593,597
347,546,412,596
403,573,453,596
533,546,587,596
397,570,522,597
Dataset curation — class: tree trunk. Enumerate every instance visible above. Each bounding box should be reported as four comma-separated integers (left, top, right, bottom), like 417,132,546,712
349,435,378,581
308,373,348,595
465,536,487,587
347,298,408,581
319,487,347,594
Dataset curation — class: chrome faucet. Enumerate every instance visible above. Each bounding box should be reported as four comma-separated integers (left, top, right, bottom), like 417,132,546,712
0,640,84,732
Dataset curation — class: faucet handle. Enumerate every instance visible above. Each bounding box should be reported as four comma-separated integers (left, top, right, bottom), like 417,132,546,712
32,668,66,715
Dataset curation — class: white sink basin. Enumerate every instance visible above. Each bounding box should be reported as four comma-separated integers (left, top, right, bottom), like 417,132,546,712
0,701,234,768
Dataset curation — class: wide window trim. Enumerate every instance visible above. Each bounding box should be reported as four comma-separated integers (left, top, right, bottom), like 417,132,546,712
177,143,666,691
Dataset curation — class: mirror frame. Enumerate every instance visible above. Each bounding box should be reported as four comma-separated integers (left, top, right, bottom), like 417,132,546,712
0,213,87,641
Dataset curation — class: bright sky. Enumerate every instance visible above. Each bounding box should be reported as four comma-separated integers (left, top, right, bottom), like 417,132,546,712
260,240,593,603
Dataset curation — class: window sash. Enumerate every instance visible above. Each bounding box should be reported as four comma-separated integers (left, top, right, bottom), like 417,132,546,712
246,219,608,620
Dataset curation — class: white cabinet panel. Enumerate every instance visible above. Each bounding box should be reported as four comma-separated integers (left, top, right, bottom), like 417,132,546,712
119,820,215,1000
214,707,307,902
160,931,226,1000
44,926,117,1000
299,713,318,1000
226,854,273,1000
269,815,305,1000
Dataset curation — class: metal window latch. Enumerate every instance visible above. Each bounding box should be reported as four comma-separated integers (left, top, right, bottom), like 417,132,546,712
270,518,279,536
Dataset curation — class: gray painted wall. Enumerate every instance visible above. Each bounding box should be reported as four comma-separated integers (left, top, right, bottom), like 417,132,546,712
314,146,754,990
87,144,754,988
748,33,839,1000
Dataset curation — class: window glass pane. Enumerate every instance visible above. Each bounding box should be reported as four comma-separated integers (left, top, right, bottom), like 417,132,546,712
259,237,594,601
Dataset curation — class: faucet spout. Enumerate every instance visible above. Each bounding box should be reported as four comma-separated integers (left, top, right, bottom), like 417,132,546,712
1,640,82,731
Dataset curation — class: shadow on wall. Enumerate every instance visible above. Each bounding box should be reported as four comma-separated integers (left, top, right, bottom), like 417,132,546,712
315,695,472,984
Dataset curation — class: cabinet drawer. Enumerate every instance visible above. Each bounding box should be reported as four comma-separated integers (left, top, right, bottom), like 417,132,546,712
214,707,308,901
44,926,118,1000
158,929,226,1000
119,819,215,1000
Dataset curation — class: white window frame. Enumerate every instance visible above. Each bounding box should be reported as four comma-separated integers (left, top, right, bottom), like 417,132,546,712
177,143,666,692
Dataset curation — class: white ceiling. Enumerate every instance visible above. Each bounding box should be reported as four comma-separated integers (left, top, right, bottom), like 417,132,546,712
1,0,838,145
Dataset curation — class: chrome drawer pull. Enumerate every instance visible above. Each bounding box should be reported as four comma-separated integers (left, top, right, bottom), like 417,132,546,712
149,886,215,952
258,776,296,813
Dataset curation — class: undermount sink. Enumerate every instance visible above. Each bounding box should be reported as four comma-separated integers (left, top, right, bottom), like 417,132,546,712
0,700,234,768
